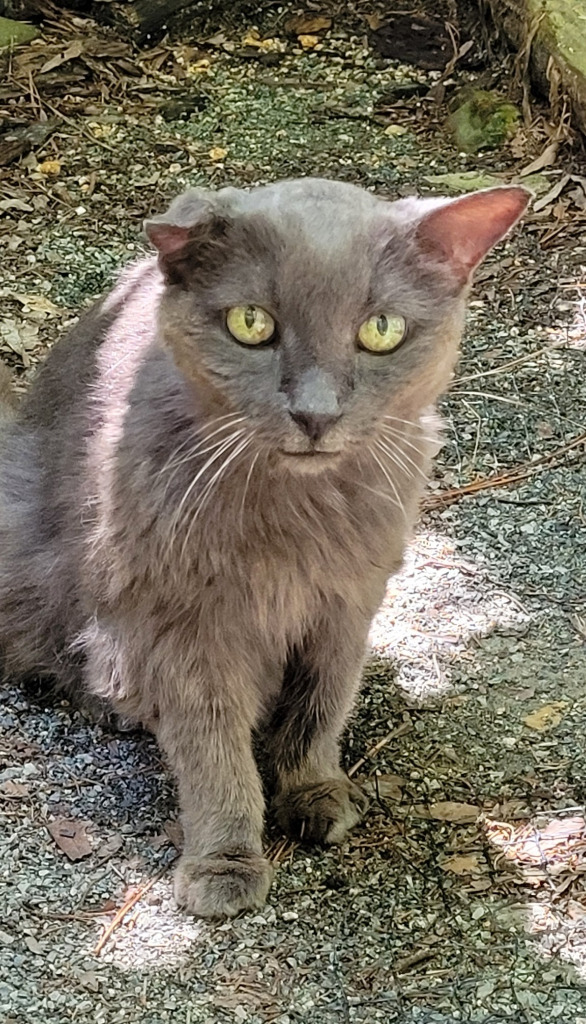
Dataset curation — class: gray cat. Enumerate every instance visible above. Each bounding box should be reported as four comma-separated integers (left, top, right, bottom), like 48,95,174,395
0,178,529,917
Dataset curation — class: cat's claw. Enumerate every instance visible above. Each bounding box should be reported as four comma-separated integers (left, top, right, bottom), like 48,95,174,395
173,850,273,918
275,777,369,845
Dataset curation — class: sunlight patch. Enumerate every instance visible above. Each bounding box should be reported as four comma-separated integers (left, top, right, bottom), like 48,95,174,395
369,529,529,699
92,879,206,969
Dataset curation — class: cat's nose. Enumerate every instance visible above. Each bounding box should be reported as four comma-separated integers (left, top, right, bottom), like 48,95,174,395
289,410,341,443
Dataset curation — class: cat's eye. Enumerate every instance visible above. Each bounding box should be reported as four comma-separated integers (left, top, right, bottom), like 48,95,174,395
226,305,275,346
358,314,406,353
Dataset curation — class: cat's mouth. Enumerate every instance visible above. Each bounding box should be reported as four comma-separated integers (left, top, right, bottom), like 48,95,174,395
279,449,342,459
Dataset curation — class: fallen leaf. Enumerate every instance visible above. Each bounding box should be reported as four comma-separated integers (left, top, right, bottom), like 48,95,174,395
48,817,92,861
285,14,331,35
428,801,479,823
523,702,567,732
298,34,319,49
164,818,184,850
77,969,100,992
441,853,483,875
365,774,404,801
519,141,558,176
0,780,29,798
384,124,409,136
365,13,383,30
0,198,33,213
39,39,84,75
11,293,60,315
38,159,61,176
95,833,123,862
208,146,228,162
532,174,570,213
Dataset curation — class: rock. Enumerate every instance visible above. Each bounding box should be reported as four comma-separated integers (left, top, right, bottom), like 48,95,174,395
448,89,520,153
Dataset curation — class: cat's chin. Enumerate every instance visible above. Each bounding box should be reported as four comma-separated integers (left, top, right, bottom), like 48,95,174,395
277,450,343,476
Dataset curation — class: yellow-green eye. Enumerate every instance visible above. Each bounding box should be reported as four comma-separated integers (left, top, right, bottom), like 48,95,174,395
226,305,275,345
358,314,406,353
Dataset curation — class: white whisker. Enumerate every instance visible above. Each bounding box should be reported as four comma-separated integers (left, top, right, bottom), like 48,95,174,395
182,436,253,557
239,449,260,538
377,438,427,480
369,447,407,520
167,429,246,555
160,415,246,484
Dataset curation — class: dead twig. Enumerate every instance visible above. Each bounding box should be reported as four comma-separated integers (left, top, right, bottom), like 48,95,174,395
93,869,165,955
348,721,413,778
424,430,586,510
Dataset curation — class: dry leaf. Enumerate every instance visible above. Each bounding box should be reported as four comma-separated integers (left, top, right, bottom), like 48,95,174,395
532,174,570,213
38,160,61,177
77,969,100,992
441,853,483,875
285,14,331,35
48,818,92,861
0,780,29,798
523,702,567,732
208,146,228,162
428,801,479,823
11,293,60,316
365,13,384,30
298,35,319,49
365,773,404,801
164,818,184,850
95,833,123,862
519,142,558,176
39,40,84,75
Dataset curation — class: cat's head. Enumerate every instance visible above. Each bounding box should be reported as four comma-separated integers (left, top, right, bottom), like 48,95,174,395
145,178,529,473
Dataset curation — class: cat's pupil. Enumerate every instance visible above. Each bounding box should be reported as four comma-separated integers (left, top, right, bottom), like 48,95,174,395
376,315,388,335
245,306,256,330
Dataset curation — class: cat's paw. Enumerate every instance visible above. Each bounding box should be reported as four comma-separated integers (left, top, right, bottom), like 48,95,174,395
173,849,273,918
275,777,369,844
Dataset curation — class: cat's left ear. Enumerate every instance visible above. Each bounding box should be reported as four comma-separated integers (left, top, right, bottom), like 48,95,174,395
415,186,531,284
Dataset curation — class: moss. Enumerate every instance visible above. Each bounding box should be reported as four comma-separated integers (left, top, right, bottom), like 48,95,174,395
0,16,39,49
448,89,519,153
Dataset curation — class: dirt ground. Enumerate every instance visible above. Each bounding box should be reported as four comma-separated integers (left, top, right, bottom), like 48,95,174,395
1,3,586,1022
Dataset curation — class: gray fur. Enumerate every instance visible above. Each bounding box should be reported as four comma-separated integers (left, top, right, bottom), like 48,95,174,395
0,178,529,917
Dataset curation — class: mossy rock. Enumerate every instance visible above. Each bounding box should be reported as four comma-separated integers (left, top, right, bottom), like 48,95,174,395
0,16,39,49
448,89,519,154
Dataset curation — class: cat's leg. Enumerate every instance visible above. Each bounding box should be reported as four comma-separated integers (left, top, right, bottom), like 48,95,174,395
157,690,273,919
268,600,377,845
85,625,272,918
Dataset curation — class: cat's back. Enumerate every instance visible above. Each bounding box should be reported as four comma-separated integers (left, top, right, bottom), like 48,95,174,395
21,256,163,433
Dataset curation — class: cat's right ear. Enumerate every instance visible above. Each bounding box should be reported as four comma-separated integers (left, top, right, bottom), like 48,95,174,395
144,189,227,285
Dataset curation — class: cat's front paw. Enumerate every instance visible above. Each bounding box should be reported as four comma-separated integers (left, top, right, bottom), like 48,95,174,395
174,849,273,918
275,777,368,844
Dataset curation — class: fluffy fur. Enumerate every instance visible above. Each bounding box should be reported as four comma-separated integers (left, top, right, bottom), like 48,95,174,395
0,178,529,917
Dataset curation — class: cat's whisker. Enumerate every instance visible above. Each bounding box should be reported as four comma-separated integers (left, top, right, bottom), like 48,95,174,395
239,449,261,539
369,447,408,521
182,436,254,558
377,437,427,480
450,389,522,405
381,422,439,448
192,436,253,524
168,429,247,555
160,415,246,484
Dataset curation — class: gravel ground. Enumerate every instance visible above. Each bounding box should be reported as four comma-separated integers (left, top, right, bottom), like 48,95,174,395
1,3,586,1022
